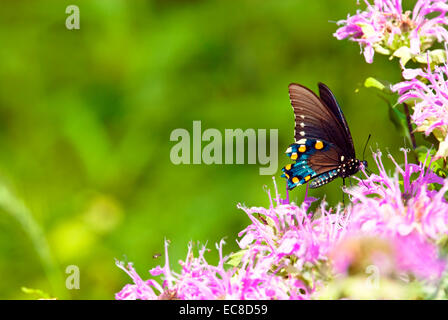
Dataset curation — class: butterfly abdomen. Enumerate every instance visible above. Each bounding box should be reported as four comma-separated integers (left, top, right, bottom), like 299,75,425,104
310,158,362,188
309,169,338,188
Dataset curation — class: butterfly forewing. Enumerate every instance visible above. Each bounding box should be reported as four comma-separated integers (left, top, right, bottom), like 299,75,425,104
289,84,351,156
317,83,355,157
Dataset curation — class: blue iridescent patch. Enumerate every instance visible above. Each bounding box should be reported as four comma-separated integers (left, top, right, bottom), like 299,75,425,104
281,160,316,189
281,138,331,189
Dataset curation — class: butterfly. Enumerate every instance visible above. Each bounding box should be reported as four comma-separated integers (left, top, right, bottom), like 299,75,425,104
281,83,367,190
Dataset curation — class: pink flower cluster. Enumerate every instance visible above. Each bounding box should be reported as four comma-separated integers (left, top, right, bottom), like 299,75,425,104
334,0,448,63
115,150,448,300
341,149,448,280
115,238,312,300
393,64,448,158
115,184,330,300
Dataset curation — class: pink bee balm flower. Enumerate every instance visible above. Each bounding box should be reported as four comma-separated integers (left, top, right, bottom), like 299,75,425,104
116,151,447,300
392,63,448,158
347,149,448,241
116,239,236,300
393,232,446,280
334,0,448,63
237,180,348,281
114,261,163,300
340,149,448,281
115,237,313,300
330,231,445,283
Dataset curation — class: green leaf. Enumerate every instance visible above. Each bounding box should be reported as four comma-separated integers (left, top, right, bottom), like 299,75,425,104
415,145,447,177
392,46,413,66
433,127,446,142
416,145,434,163
21,287,53,300
398,97,419,106
422,132,439,145
380,96,414,147
389,105,409,137
225,249,246,267
364,77,393,94
373,44,391,55
436,139,448,159
357,23,377,39
415,49,447,65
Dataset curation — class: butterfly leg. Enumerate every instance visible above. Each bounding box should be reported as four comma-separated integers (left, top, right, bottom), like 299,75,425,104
361,177,368,188
342,178,345,206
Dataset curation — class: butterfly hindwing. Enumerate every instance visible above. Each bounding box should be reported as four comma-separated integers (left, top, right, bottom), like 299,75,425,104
282,138,341,190
281,161,316,190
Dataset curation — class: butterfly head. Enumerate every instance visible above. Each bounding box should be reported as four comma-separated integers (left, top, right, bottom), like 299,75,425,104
361,160,368,170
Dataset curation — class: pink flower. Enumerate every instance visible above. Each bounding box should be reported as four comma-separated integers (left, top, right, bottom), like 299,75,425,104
116,151,447,300
335,149,448,281
347,149,448,240
334,0,448,63
114,261,162,300
237,180,348,274
115,236,313,300
330,232,445,281
394,232,446,279
392,62,448,158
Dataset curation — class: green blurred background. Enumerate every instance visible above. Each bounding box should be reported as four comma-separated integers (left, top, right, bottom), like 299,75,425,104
0,0,407,299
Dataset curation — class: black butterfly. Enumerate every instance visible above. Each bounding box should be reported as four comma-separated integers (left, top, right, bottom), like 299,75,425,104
281,83,367,190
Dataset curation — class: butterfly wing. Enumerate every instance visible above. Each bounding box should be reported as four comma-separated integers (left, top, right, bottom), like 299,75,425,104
289,83,353,157
282,83,356,190
318,83,355,157
282,138,340,190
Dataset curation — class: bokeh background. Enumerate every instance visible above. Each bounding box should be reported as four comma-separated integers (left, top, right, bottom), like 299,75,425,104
0,0,408,299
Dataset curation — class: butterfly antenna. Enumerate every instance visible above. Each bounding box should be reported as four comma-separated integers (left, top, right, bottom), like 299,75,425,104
362,134,372,161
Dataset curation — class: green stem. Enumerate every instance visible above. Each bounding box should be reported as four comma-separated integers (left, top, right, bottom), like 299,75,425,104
403,102,417,150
